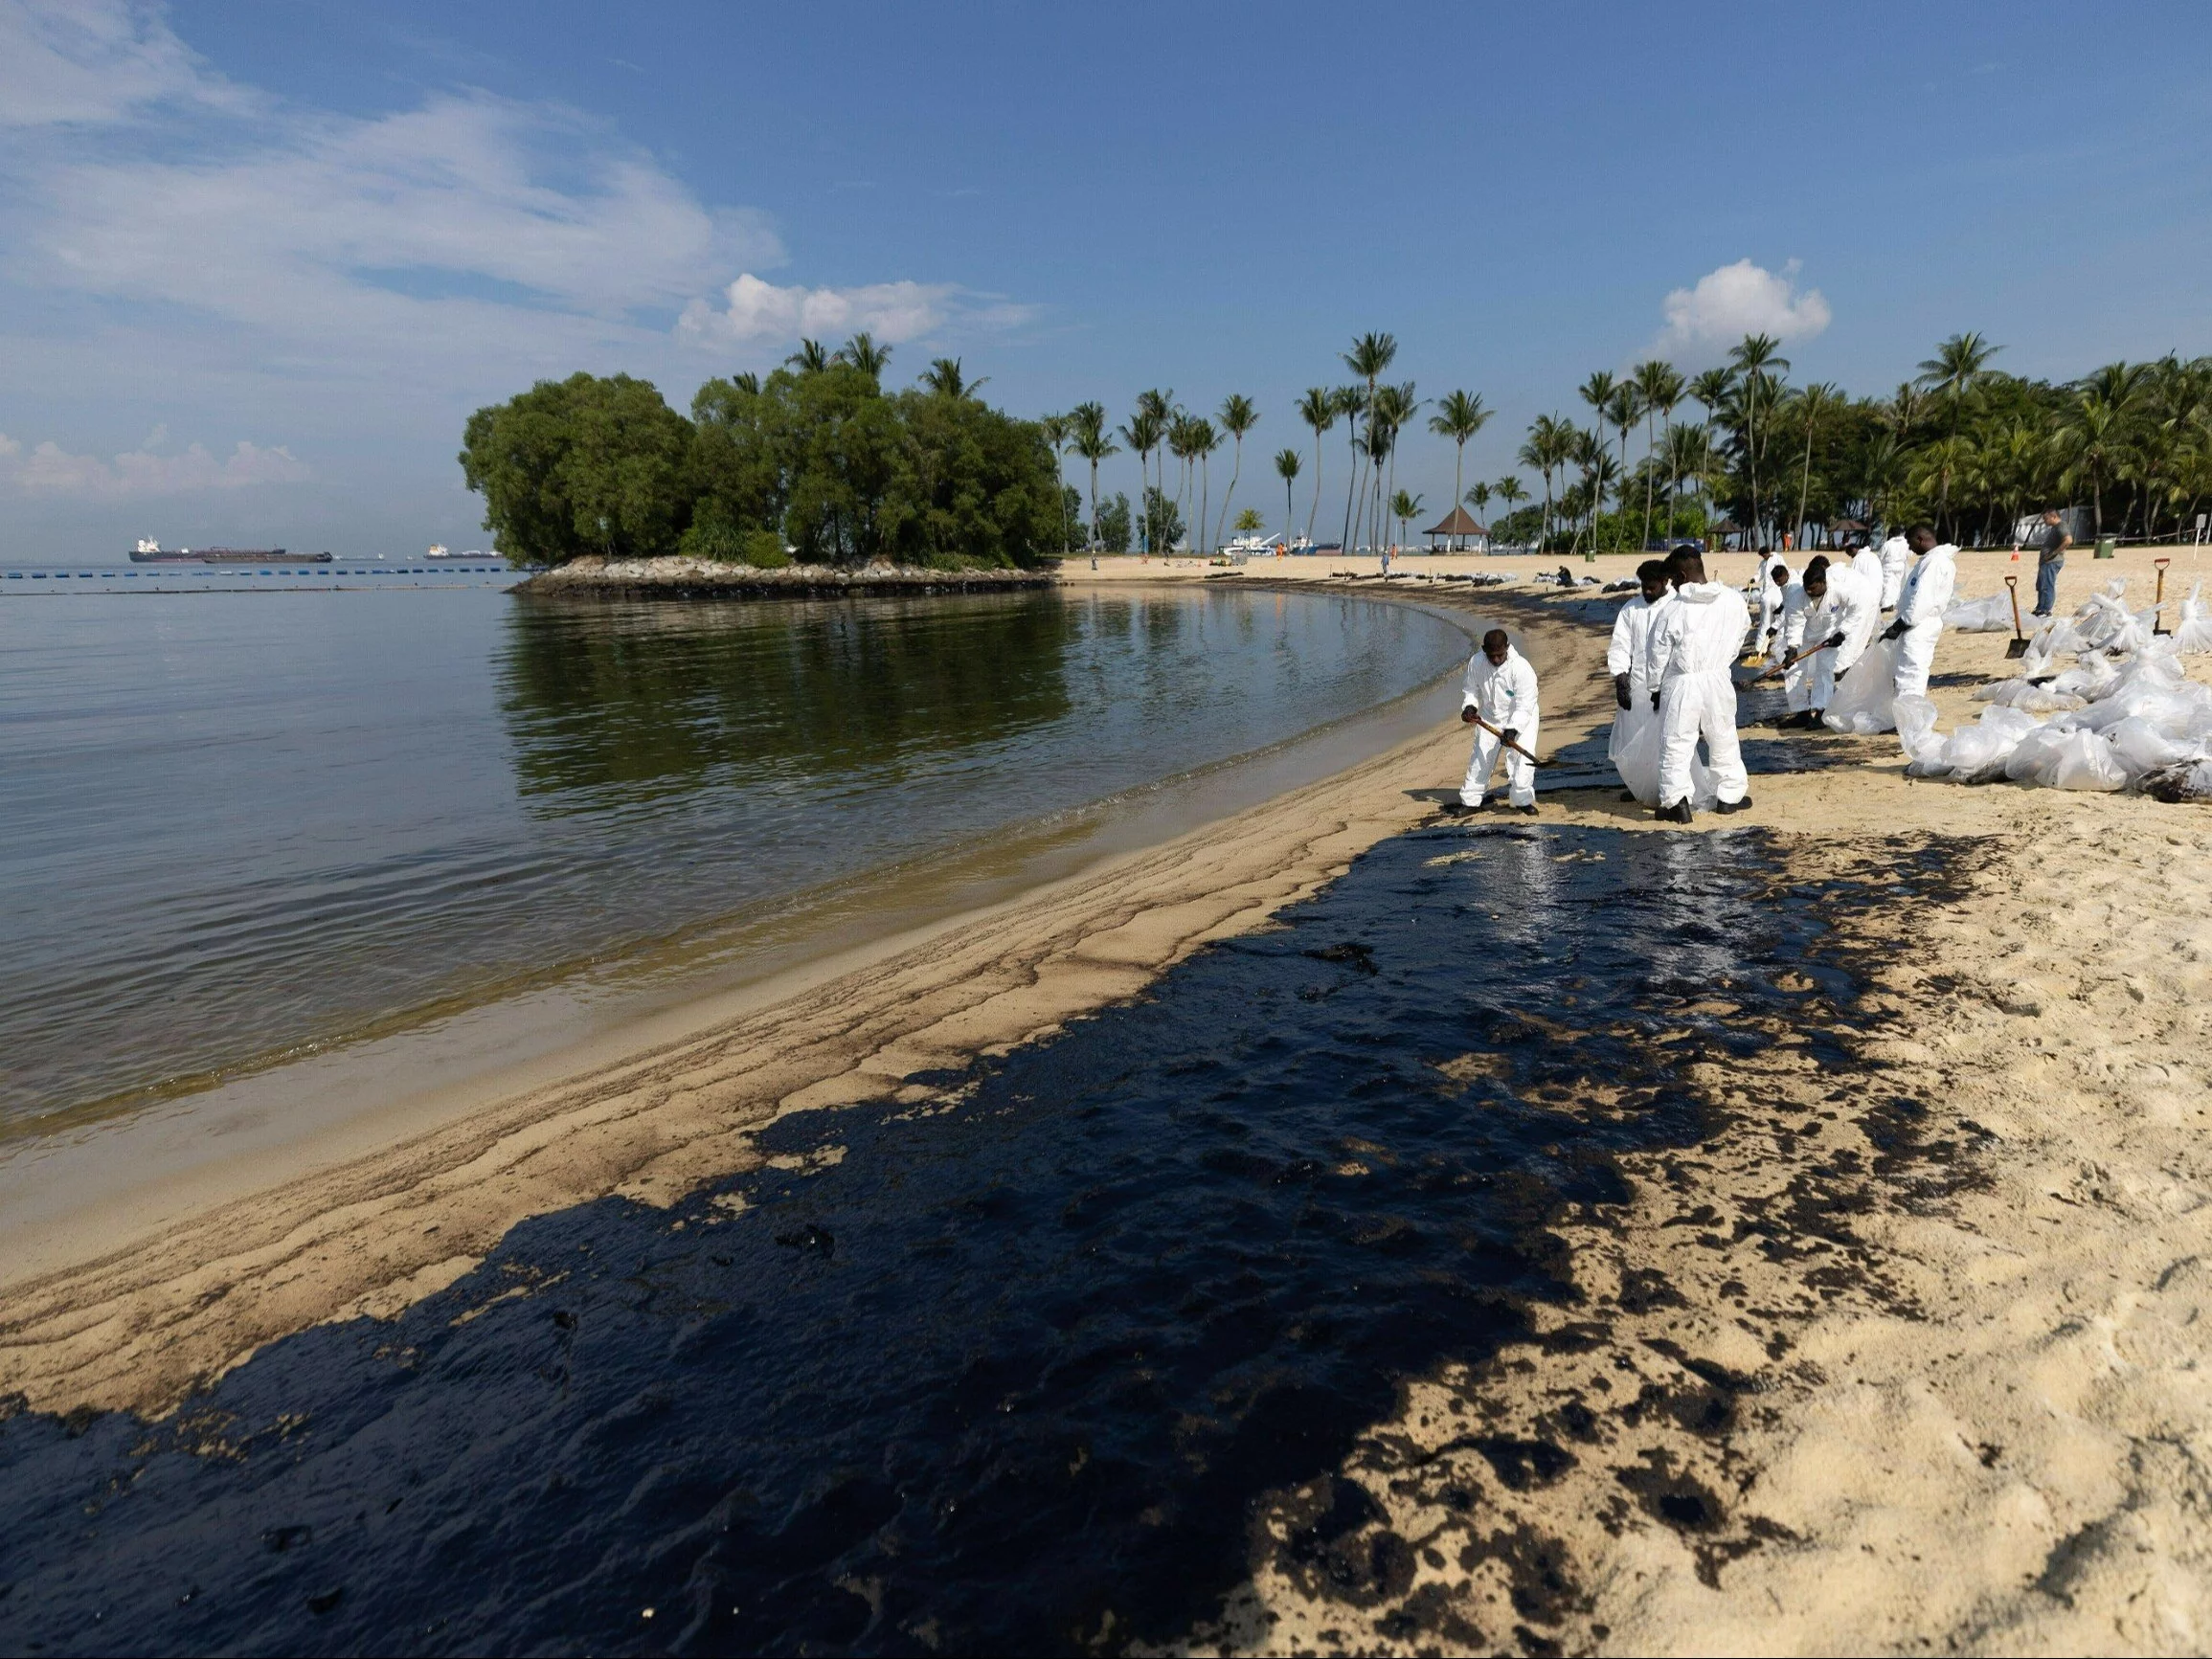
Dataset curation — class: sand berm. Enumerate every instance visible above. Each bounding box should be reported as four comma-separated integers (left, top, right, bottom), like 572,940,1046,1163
5,549,2211,1653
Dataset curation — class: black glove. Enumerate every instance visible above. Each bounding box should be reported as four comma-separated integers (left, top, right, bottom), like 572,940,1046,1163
1834,664,1848,681
1460,705,1478,724
1501,729,1520,747
1614,673,1631,711
1650,690,1660,710
1882,618,1906,640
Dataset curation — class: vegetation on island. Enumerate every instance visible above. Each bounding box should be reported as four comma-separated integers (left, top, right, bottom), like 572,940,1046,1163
466,325,2212,570
460,337,1066,569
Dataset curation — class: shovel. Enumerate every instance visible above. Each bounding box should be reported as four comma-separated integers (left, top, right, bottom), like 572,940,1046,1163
2155,558,2172,636
2005,575,2030,658
1740,639,1836,684
1461,709,1551,767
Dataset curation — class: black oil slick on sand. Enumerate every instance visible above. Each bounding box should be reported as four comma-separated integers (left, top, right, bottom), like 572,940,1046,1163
2,822,1892,1656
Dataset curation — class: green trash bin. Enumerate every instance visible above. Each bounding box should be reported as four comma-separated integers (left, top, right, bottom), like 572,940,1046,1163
2094,536,2116,559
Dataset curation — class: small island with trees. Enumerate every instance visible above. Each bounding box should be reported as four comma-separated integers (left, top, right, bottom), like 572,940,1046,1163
461,336,1072,595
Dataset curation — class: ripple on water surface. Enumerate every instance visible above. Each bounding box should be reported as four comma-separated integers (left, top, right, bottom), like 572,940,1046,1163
0,824,1880,1655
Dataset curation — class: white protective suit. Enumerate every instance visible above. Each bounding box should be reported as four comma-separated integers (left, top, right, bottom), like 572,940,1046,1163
1776,579,1817,711
1751,553,1787,661
1459,644,1540,807
1606,593,1666,782
1802,563,1882,712
1893,543,1959,699
1649,581,1751,810
1877,534,1911,610
1850,545,1886,613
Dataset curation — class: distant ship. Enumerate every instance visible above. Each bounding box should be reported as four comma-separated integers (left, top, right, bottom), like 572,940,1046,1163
423,546,500,560
129,539,327,565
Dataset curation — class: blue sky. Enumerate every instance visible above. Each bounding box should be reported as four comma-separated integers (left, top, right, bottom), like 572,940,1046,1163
3,0,2209,557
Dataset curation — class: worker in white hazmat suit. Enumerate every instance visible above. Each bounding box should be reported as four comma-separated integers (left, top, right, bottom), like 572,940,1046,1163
1782,555,1880,716
1774,567,1818,725
1647,549,1752,822
1607,559,1674,801
1848,537,1885,610
1885,523,1957,700
1456,628,1540,814
1877,531,1912,611
1750,550,1787,661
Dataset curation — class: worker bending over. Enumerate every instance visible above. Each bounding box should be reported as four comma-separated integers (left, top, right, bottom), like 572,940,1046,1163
1886,524,1957,699
1648,548,1751,823
1781,553,1880,721
1457,627,1540,815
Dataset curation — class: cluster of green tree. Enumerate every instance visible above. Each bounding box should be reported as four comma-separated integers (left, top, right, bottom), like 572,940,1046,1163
459,338,1066,569
1038,395,1263,556
1509,334,2212,553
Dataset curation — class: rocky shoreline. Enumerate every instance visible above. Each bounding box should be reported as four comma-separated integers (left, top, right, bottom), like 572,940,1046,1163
514,554,1059,598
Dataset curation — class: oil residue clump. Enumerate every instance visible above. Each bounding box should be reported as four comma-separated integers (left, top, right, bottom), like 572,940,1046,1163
0,824,1851,1655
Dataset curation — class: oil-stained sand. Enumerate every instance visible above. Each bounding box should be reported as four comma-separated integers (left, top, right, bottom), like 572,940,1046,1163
0,822,1947,1656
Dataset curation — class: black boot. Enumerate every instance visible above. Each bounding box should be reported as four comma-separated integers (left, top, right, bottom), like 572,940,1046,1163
1714,796,1753,815
1656,799,1694,824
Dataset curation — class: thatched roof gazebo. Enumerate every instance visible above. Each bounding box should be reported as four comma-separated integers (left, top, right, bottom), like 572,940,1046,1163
1424,505,1489,552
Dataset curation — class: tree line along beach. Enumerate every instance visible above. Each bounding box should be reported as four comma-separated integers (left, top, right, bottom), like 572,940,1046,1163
6,329,2212,1654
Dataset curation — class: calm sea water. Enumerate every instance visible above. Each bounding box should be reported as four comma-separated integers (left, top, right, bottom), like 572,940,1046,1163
0,583,1468,1135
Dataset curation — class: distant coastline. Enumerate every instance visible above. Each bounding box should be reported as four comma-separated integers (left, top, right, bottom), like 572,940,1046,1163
515,554,1060,598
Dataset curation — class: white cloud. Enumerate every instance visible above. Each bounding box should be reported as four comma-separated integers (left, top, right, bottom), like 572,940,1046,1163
1651,259,1832,365
678,273,963,348
0,0,231,127
675,274,1037,354
0,432,308,497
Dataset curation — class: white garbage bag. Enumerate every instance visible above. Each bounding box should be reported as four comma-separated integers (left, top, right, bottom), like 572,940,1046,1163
2107,715,2192,779
2172,582,2212,655
2041,729,2129,792
1975,676,2085,712
1895,694,1945,770
2004,723,2074,783
1822,636,1903,734
1943,591,2020,632
1613,705,1719,809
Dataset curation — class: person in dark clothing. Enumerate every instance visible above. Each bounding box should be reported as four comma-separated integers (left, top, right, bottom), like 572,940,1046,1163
2035,509,2071,617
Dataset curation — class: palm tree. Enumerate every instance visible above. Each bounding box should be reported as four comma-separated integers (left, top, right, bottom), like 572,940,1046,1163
921,357,986,398
1791,382,1840,547
1334,387,1366,550
1071,403,1119,551
1274,448,1302,547
1493,477,1527,547
1117,410,1160,548
1604,385,1639,549
1633,360,1684,549
1520,415,1571,554
1428,390,1492,529
834,332,892,379
1390,489,1424,551
787,339,831,374
1662,422,1715,529
1727,334,1790,544
1190,418,1222,555
1040,412,1072,554
1165,415,1201,551
1296,388,1337,545
1215,393,1259,549
2058,392,2127,537
1342,334,1398,551
1688,368,1736,427
1364,418,1395,552
1464,481,1492,551
1370,382,1419,554
1916,331,2002,530
731,371,761,395
1578,372,1621,548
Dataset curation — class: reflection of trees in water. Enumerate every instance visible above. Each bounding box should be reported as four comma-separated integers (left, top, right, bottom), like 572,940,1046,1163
496,593,1081,805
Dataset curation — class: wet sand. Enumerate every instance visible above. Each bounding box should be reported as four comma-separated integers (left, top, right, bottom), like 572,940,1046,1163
7,547,2212,1652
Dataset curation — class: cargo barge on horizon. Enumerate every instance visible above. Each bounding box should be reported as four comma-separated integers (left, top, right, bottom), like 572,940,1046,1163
129,540,329,565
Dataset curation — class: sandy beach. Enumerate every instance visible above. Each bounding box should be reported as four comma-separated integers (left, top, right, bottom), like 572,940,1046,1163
6,546,2211,1652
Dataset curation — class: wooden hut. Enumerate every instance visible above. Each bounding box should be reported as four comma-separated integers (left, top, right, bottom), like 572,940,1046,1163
1423,504,1489,553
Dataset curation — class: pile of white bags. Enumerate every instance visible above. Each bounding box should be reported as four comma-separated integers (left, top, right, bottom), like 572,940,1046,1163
1902,623,2212,793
